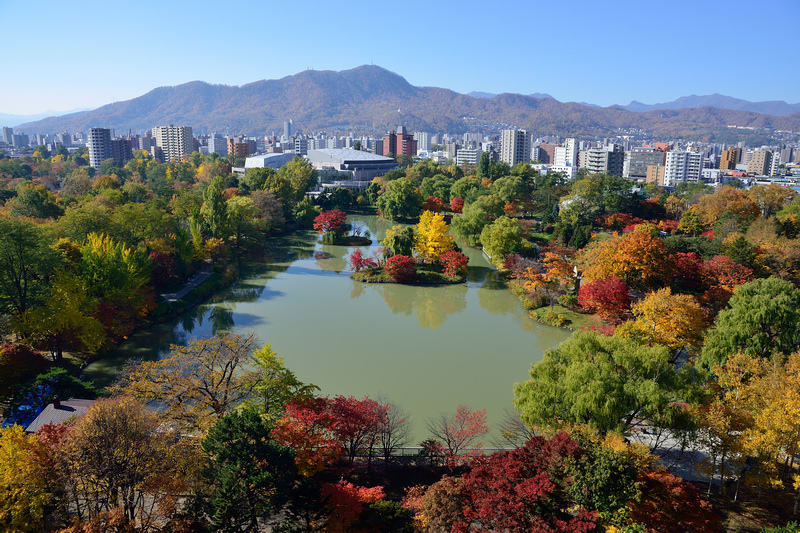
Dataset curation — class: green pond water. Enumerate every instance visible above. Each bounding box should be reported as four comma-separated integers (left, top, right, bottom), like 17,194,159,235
85,215,570,441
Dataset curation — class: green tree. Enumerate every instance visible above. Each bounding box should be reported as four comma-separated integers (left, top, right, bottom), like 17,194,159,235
376,177,422,221
450,176,485,205
200,176,228,239
700,277,800,370
15,274,105,361
514,331,686,435
420,174,455,203
491,176,527,204
480,216,523,263
451,195,504,247
200,408,298,532
9,182,63,219
0,218,58,315
226,195,257,247
239,166,276,194
278,156,318,201
246,344,319,422
476,152,491,179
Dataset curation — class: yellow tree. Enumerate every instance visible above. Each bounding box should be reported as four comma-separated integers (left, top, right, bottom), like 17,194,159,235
616,287,706,358
0,425,52,532
693,186,760,229
747,184,797,217
414,210,455,263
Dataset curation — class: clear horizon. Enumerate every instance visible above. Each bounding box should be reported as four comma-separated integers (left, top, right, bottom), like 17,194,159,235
2,0,798,115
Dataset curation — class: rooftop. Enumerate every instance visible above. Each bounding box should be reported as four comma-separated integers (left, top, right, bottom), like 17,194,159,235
26,398,95,433
307,148,393,163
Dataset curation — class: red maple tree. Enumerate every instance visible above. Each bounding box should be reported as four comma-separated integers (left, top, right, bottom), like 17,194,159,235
384,255,416,283
577,276,630,322
313,209,346,234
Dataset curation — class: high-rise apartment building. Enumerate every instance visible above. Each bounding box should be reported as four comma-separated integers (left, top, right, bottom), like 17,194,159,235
414,131,431,151
207,133,227,155
110,139,133,167
747,150,773,176
1,127,12,144
152,125,193,163
87,128,112,169
500,129,531,166
227,137,250,158
663,150,704,187
720,147,741,170
283,119,294,139
582,145,624,176
553,138,578,168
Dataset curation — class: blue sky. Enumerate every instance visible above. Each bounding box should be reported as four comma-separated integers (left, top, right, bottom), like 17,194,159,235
2,0,799,115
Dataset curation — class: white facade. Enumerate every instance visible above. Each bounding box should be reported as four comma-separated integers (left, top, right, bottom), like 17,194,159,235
663,150,704,187
500,129,531,166
87,128,111,169
553,138,577,167
152,125,193,162
456,148,483,166
208,133,227,155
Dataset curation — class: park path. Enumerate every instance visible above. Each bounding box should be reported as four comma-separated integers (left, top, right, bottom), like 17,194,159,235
159,262,212,303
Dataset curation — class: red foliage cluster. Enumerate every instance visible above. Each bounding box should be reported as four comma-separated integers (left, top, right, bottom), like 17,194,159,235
700,255,754,311
450,196,465,214
628,471,722,533
453,433,598,533
577,276,631,321
657,219,679,235
321,481,386,533
700,229,714,240
384,255,416,283
670,252,704,293
596,212,644,231
503,254,539,279
422,196,444,213
439,250,469,278
313,209,346,233
348,249,378,272
328,395,388,464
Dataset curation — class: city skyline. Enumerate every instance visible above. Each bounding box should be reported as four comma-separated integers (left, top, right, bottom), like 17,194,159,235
2,0,799,116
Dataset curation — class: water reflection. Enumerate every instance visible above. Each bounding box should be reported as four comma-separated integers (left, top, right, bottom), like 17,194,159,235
358,282,468,330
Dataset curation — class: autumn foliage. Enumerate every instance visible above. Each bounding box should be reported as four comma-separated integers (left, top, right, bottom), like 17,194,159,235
439,250,469,278
422,196,444,213
384,255,416,283
313,209,346,233
577,276,631,321
450,196,465,214
321,481,386,533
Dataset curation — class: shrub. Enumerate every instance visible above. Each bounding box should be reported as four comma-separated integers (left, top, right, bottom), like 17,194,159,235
558,293,578,309
577,276,631,321
439,250,468,278
384,255,416,283
348,249,377,272
523,287,549,310
544,309,570,327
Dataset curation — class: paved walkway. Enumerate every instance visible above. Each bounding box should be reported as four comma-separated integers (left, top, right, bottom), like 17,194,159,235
160,262,212,303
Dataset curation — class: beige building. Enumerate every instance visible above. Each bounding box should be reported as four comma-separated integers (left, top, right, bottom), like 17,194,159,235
747,150,773,176
720,147,741,170
152,125,193,162
646,165,666,186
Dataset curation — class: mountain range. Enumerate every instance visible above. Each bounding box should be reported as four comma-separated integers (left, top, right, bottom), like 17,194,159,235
12,66,800,141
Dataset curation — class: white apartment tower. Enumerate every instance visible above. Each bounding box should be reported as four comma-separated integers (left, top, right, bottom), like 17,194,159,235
87,128,112,169
152,125,193,162
500,129,531,166
663,150,704,187
553,138,578,167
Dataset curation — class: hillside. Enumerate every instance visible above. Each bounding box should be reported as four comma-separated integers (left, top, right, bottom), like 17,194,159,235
16,66,800,140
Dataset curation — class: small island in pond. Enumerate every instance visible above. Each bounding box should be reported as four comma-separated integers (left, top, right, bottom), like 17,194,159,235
313,209,372,246
344,211,469,285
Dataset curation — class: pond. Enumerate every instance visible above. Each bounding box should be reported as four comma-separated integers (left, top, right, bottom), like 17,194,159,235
85,215,571,441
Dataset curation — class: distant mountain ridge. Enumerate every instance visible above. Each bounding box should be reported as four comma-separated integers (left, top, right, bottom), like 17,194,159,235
623,94,800,117
0,108,94,128
13,66,800,141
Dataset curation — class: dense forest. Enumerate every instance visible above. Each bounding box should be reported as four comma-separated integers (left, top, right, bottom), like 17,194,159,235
2,146,800,532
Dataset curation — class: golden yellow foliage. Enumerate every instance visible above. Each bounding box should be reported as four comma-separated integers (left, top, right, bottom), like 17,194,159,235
414,210,455,263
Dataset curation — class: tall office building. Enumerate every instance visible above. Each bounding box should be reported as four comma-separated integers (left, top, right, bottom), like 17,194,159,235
284,119,295,139
110,139,133,167
207,133,227,155
500,129,530,166
87,128,112,169
663,150,704,187
152,125,193,162
2,127,14,144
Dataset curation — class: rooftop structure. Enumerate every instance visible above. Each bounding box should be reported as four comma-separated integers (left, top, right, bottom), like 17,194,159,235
244,152,295,170
26,398,95,433
306,148,396,182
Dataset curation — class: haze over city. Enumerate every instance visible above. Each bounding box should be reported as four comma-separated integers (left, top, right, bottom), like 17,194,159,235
2,0,798,116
